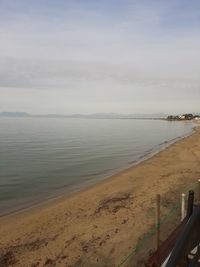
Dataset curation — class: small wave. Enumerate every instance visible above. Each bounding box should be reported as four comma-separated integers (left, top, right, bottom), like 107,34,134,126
81,168,114,178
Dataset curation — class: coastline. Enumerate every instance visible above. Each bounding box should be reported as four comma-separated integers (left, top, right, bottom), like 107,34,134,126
0,122,196,218
0,123,199,266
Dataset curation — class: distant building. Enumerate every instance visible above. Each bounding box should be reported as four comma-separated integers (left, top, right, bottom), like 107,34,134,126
182,114,194,120
179,115,185,120
167,113,197,121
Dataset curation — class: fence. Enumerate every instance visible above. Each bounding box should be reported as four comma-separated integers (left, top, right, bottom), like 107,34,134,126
117,179,200,267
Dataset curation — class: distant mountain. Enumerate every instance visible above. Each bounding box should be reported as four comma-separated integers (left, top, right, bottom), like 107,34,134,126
61,113,168,119
119,113,168,119
0,112,30,117
34,113,168,119
0,112,167,119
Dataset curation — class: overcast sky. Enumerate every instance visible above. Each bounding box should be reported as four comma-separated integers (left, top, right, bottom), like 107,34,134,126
0,0,200,114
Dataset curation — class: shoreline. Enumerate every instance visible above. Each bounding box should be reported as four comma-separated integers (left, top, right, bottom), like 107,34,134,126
0,123,199,267
0,123,196,219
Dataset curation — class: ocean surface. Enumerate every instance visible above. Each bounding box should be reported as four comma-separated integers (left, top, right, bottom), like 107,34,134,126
0,118,194,215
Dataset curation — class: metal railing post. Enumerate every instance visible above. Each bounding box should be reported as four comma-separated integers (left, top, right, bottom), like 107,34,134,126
186,190,194,219
181,193,186,221
156,194,161,250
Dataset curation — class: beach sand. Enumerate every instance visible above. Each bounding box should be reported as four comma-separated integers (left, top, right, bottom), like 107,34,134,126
0,125,200,267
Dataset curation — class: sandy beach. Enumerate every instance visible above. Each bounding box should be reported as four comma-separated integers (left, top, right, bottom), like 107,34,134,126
0,124,200,267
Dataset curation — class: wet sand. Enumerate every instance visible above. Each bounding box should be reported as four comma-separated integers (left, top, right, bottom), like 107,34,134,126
0,124,200,267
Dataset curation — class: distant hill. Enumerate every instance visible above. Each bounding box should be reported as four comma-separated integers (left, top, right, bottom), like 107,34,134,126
0,112,30,117
78,113,168,119
0,112,168,119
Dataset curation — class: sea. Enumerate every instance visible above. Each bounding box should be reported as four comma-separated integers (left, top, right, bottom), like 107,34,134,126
0,117,195,216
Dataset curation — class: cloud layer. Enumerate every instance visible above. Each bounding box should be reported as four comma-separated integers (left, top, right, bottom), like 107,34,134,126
0,0,200,114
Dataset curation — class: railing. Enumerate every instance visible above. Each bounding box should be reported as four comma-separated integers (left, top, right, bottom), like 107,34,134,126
118,180,200,267
146,190,200,267
145,218,187,267
166,203,200,266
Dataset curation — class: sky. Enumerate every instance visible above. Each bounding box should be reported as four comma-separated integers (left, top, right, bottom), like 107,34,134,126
0,0,200,114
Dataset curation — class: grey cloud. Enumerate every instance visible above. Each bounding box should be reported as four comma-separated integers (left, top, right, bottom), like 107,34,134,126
0,1,200,114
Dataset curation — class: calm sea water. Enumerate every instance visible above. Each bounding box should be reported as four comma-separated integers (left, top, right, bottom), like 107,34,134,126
0,118,194,215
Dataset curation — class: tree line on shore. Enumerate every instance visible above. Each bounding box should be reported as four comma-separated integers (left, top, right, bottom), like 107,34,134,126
167,113,200,121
